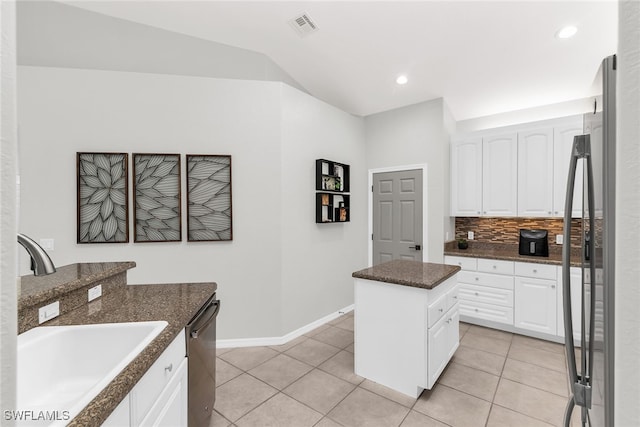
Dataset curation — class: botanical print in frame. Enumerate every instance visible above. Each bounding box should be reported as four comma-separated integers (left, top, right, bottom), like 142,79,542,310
186,155,232,241
133,153,182,242
77,152,129,243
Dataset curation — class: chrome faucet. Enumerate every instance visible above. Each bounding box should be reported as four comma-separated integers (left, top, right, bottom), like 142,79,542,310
17,234,56,276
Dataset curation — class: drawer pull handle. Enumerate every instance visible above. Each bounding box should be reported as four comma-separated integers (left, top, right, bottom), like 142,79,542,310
453,295,458,299
165,363,173,373
439,308,444,312
533,269,537,273
475,308,479,312
475,277,479,281
493,265,497,269
551,285,556,289
475,292,479,296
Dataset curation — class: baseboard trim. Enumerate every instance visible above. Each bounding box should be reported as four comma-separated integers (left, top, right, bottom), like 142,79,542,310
217,304,354,348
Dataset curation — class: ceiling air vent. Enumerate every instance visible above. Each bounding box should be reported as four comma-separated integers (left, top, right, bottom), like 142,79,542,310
289,13,319,37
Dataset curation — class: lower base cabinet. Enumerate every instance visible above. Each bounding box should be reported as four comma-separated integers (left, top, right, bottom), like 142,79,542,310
102,331,187,427
514,276,557,335
427,306,459,387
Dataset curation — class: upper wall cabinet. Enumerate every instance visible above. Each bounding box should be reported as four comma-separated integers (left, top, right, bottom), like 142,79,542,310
450,138,483,216
482,133,518,217
451,115,585,218
553,118,584,218
518,127,554,217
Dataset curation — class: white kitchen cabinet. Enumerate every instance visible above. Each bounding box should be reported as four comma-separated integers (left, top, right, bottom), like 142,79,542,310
102,394,130,427
102,331,187,427
482,132,518,216
557,266,583,340
354,275,458,398
451,137,483,216
553,119,584,217
427,305,459,388
514,274,557,335
140,358,188,427
447,256,515,327
518,127,554,217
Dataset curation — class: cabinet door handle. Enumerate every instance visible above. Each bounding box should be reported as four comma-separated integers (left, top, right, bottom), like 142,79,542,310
165,363,173,373
453,295,458,299
533,269,538,273
493,265,497,269
475,308,479,312
475,292,479,296
439,308,444,312
409,245,421,250
552,285,556,289
475,277,479,281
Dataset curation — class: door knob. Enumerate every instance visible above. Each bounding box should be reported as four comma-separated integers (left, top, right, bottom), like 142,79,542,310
409,245,421,250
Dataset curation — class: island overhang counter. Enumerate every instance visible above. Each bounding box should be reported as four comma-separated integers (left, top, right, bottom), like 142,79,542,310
352,260,461,398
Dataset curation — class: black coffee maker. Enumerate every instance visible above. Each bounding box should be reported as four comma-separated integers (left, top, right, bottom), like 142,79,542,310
518,229,549,257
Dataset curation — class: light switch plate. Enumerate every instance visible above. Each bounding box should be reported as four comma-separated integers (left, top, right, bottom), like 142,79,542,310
468,231,474,240
38,301,60,324
88,284,102,302
556,234,564,244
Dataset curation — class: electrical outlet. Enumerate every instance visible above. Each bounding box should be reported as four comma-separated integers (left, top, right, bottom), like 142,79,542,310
556,234,564,245
468,231,474,240
88,284,102,302
39,238,54,251
38,301,60,324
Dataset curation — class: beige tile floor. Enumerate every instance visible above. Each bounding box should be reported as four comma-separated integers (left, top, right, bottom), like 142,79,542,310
212,314,577,427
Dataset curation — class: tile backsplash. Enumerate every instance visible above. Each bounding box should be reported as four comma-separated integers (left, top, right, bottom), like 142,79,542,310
455,217,582,249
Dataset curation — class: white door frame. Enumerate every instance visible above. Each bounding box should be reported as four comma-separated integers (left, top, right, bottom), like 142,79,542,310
368,164,429,266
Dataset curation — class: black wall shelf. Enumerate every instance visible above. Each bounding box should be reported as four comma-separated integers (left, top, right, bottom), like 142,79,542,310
316,159,350,223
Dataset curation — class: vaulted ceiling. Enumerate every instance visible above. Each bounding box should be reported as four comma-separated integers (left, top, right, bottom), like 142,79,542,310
64,1,618,119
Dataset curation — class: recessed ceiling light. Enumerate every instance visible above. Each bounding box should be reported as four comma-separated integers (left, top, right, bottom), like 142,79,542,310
556,25,578,39
396,75,408,85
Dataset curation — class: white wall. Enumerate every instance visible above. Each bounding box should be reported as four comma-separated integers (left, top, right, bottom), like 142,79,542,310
0,0,18,418
17,66,367,340
17,66,286,339
280,84,367,333
364,99,453,262
615,0,640,423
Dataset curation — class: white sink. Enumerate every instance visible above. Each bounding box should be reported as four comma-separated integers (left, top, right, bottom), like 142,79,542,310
17,321,168,426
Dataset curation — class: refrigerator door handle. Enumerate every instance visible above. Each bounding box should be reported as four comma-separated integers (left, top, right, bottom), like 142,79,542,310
563,135,594,427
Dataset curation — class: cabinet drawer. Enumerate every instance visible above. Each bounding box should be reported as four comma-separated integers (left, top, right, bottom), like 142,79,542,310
515,262,557,280
477,258,514,275
139,358,188,427
446,285,459,310
459,284,513,308
428,295,448,328
459,300,514,325
458,271,514,290
132,331,186,426
444,256,477,271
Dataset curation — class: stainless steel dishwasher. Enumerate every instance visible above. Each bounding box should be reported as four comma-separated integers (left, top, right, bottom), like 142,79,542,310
186,295,220,427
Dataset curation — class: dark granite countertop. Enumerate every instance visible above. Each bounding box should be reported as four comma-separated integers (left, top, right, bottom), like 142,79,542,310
352,260,461,289
443,241,582,266
50,281,217,426
19,262,136,311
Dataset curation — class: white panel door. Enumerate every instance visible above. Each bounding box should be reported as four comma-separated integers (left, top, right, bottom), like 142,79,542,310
482,133,517,216
518,127,554,217
553,118,584,217
451,138,483,216
515,277,557,334
372,169,423,264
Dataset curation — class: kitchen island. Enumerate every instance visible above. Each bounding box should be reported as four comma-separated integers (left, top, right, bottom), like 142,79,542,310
352,260,460,398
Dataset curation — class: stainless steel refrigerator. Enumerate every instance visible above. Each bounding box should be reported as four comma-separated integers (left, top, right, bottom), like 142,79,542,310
562,55,616,427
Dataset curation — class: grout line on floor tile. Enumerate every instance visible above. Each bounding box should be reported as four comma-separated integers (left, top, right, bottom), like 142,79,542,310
491,402,559,427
